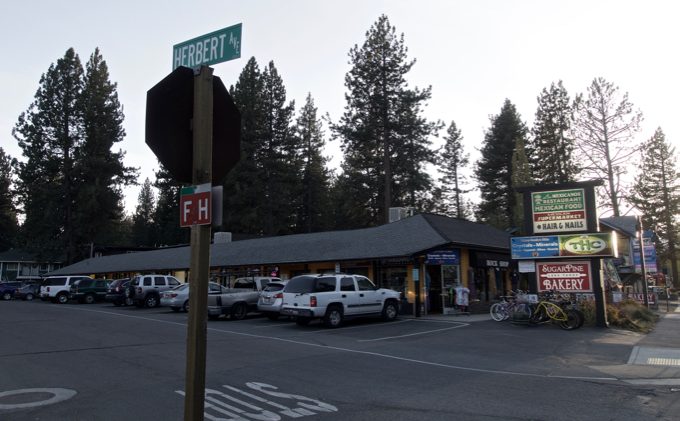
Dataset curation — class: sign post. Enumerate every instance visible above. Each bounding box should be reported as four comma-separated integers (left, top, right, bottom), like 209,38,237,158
183,65,213,421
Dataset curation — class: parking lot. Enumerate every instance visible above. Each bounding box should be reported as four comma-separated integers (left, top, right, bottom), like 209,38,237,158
1,299,675,420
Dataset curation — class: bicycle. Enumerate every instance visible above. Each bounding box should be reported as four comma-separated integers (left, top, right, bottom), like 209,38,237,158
490,290,530,322
527,292,584,330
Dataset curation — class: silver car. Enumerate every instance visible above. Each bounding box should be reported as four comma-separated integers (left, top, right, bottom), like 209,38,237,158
161,282,227,312
257,281,289,320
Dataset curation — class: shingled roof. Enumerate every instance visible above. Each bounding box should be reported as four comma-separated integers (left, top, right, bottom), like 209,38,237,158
49,214,511,276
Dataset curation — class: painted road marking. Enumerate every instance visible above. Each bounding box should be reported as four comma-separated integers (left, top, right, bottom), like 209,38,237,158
358,322,468,342
0,388,76,410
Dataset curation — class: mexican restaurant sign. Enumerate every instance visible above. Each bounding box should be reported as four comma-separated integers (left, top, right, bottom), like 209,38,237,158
536,261,593,292
532,188,587,233
511,233,617,259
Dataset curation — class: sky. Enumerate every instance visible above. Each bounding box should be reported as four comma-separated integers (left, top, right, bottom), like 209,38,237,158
1,0,678,215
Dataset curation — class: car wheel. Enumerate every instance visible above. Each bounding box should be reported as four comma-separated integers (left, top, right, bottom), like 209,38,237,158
323,305,343,328
57,293,69,304
144,294,159,308
84,294,95,304
25,293,34,301
182,300,189,313
231,302,247,320
382,300,398,321
2,292,12,300
295,317,311,326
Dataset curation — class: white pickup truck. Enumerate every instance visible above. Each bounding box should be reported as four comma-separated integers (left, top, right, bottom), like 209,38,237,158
207,276,282,320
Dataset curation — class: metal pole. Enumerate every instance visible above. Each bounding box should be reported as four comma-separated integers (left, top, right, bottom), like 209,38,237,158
638,216,650,308
184,65,213,421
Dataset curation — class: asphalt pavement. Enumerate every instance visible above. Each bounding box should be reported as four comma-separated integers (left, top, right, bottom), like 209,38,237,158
409,299,680,386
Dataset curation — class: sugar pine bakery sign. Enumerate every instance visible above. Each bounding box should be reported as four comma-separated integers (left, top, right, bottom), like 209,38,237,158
536,261,592,292
532,188,587,233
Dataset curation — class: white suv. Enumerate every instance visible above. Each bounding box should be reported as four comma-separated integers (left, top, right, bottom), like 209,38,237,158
40,276,92,304
280,274,400,328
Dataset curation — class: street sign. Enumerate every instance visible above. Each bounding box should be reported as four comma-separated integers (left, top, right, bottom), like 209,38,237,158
536,261,593,293
173,24,242,70
180,183,212,227
531,188,587,233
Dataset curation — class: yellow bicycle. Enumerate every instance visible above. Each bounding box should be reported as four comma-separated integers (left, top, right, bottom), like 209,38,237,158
528,298,584,330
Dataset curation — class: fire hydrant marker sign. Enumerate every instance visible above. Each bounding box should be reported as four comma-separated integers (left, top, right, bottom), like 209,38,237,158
536,261,593,292
180,183,211,227
531,188,587,233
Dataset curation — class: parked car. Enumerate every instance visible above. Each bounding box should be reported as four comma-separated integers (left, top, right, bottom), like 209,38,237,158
257,280,289,320
126,274,182,308
0,281,23,300
280,273,400,328
14,283,41,301
160,282,228,312
40,276,93,304
105,278,133,306
70,278,110,304
207,276,282,320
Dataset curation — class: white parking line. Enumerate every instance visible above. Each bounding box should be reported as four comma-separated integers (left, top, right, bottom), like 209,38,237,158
357,323,468,342
50,305,619,382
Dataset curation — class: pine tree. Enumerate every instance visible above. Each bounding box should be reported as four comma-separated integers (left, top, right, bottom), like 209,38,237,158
294,94,332,233
132,178,156,247
333,14,440,226
75,48,137,253
0,148,18,251
13,48,84,262
572,77,643,216
529,81,578,184
475,99,528,229
258,61,297,235
154,165,188,246
438,121,470,219
222,57,265,235
629,128,680,287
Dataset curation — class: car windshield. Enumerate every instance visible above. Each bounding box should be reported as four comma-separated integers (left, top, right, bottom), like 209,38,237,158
42,278,67,286
264,283,285,292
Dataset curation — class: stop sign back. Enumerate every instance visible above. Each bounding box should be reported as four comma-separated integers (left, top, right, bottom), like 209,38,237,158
145,66,241,184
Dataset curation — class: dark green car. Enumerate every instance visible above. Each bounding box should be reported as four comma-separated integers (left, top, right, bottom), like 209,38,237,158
69,279,110,304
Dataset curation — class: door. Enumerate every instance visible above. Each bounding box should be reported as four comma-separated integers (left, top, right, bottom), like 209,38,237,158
355,276,382,314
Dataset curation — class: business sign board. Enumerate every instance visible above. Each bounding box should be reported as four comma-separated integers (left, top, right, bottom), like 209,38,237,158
173,23,242,70
531,188,587,233
511,233,616,259
536,261,593,292
633,231,658,273
425,249,460,265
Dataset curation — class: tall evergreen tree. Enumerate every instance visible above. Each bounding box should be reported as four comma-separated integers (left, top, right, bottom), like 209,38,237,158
475,99,528,229
333,14,440,226
13,48,84,262
154,165,188,246
223,57,265,235
438,121,470,219
132,178,156,247
529,81,578,183
258,61,297,235
294,94,332,233
0,148,18,251
572,77,643,216
629,128,680,287
75,48,137,252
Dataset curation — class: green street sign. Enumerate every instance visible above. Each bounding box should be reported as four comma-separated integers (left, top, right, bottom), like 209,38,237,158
173,23,242,70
